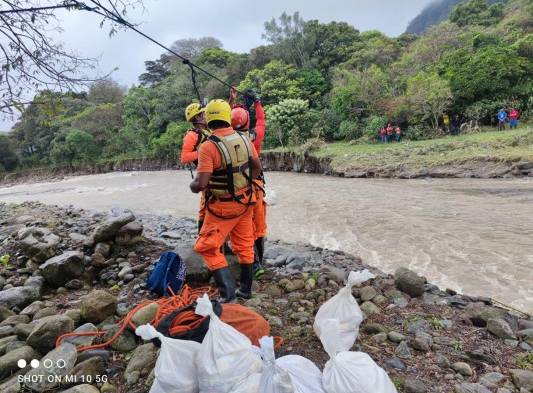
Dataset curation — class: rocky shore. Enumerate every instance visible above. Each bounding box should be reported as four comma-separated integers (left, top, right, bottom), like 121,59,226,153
0,201,532,393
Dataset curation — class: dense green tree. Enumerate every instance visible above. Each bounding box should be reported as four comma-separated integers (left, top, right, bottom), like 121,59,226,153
405,71,453,129
265,99,319,147
450,0,505,27
50,129,99,165
0,135,19,171
88,79,126,104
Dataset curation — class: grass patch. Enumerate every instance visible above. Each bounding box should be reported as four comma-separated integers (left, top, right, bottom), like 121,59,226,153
267,126,533,174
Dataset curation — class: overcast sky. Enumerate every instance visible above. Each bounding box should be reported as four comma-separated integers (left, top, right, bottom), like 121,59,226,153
1,0,433,131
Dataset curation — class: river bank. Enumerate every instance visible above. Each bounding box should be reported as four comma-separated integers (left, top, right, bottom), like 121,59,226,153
0,201,532,392
2,129,532,187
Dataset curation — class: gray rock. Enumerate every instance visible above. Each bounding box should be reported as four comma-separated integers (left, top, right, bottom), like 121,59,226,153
39,251,84,287
77,349,111,364
17,227,60,263
104,326,136,352
454,383,491,393
384,357,406,371
0,285,40,309
92,210,135,243
465,303,505,327
0,335,18,355
404,378,428,393
264,284,283,297
487,318,516,340
394,267,426,298
362,323,387,334
395,341,412,359
25,343,77,392
436,352,451,368
80,290,117,323
0,326,14,339
65,279,84,290
33,306,58,321
284,279,305,292
411,331,433,352
180,244,210,282
407,319,430,335
71,356,105,381
360,301,380,316
388,331,406,343
24,275,45,293
64,309,82,324
0,305,15,322
94,242,111,257
0,314,30,326
372,332,388,343
14,323,33,341
452,362,473,377
115,221,144,246
100,382,117,393
359,286,377,301
510,369,533,390
63,323,98,347
479,372,505,388
19,301,46,317
0,375,21,393
266,315,283,328
518,328,533,342
124,343,158,383
60,385,100,393
0,345,40,380
131,303,159,327
27,315,74,353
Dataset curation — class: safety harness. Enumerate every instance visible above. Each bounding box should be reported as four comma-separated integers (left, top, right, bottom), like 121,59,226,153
205,131,255,219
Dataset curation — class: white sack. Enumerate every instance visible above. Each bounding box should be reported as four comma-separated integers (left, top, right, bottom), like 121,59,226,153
259,336,296,393
135,324,201,393
277,355,325,393
313,269,375,351
194,294,263,393
320,319,397,393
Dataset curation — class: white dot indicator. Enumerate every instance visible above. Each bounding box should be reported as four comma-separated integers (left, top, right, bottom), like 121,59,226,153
17,359,27,368
30,359,40,368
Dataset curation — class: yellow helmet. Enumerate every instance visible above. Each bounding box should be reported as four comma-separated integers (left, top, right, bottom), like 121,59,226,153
205,99,231,126
185,103,204,122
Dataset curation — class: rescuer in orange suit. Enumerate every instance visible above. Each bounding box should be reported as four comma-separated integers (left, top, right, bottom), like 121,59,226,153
229,88,267,278
190,99,262,302
181,103,210,233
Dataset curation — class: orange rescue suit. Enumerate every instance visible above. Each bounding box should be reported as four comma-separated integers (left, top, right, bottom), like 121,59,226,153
193,127,259,271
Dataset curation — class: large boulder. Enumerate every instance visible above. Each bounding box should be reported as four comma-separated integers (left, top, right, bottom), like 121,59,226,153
0,285,41,309
0,345,40,380
487,318,516,340
465,303,506,327
394,267,426,298
179,244,210,282
80,290,117,323
24,343,77,392
26,315,74,353
39,251,85,287
92,210,135,243
115,221,143,246
17,227,60,263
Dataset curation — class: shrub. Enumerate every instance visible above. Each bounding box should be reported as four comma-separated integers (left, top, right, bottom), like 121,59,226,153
151,122,190,160
335,120,362,140
265,99,319,147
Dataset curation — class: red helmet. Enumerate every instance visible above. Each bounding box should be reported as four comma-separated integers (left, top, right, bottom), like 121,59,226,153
231,107,250,131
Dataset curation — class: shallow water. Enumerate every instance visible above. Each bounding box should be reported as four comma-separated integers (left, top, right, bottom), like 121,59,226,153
1,171,532,313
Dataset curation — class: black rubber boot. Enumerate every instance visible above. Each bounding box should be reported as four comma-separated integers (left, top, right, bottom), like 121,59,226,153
253,237,265,278
236,264,254,299
198,220,204,234
211,267,236,303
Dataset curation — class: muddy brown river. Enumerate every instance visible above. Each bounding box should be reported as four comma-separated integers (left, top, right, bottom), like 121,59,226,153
1,171,532,313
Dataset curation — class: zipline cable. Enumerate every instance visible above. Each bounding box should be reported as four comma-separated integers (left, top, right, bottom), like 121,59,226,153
76,0,244,98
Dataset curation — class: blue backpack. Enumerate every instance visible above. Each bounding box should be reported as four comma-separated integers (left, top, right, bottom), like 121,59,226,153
146,251,186,296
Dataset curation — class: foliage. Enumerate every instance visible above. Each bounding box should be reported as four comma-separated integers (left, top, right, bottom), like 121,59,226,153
50,129,99,165
88,79,127,104
336,120,362,140
151,122,190,160
450,0,505,27
265,99,319,147
0,135,19,171
405,71,453,129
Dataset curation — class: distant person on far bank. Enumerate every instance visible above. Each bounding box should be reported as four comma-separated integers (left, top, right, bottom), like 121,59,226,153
497,108,508,131
451,115,460,135
386,124,394,143
379,127,386,143
509,107,519,129
395,126,401,142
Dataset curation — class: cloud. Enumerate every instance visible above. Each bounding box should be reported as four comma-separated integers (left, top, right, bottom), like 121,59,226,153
1,0,432,131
